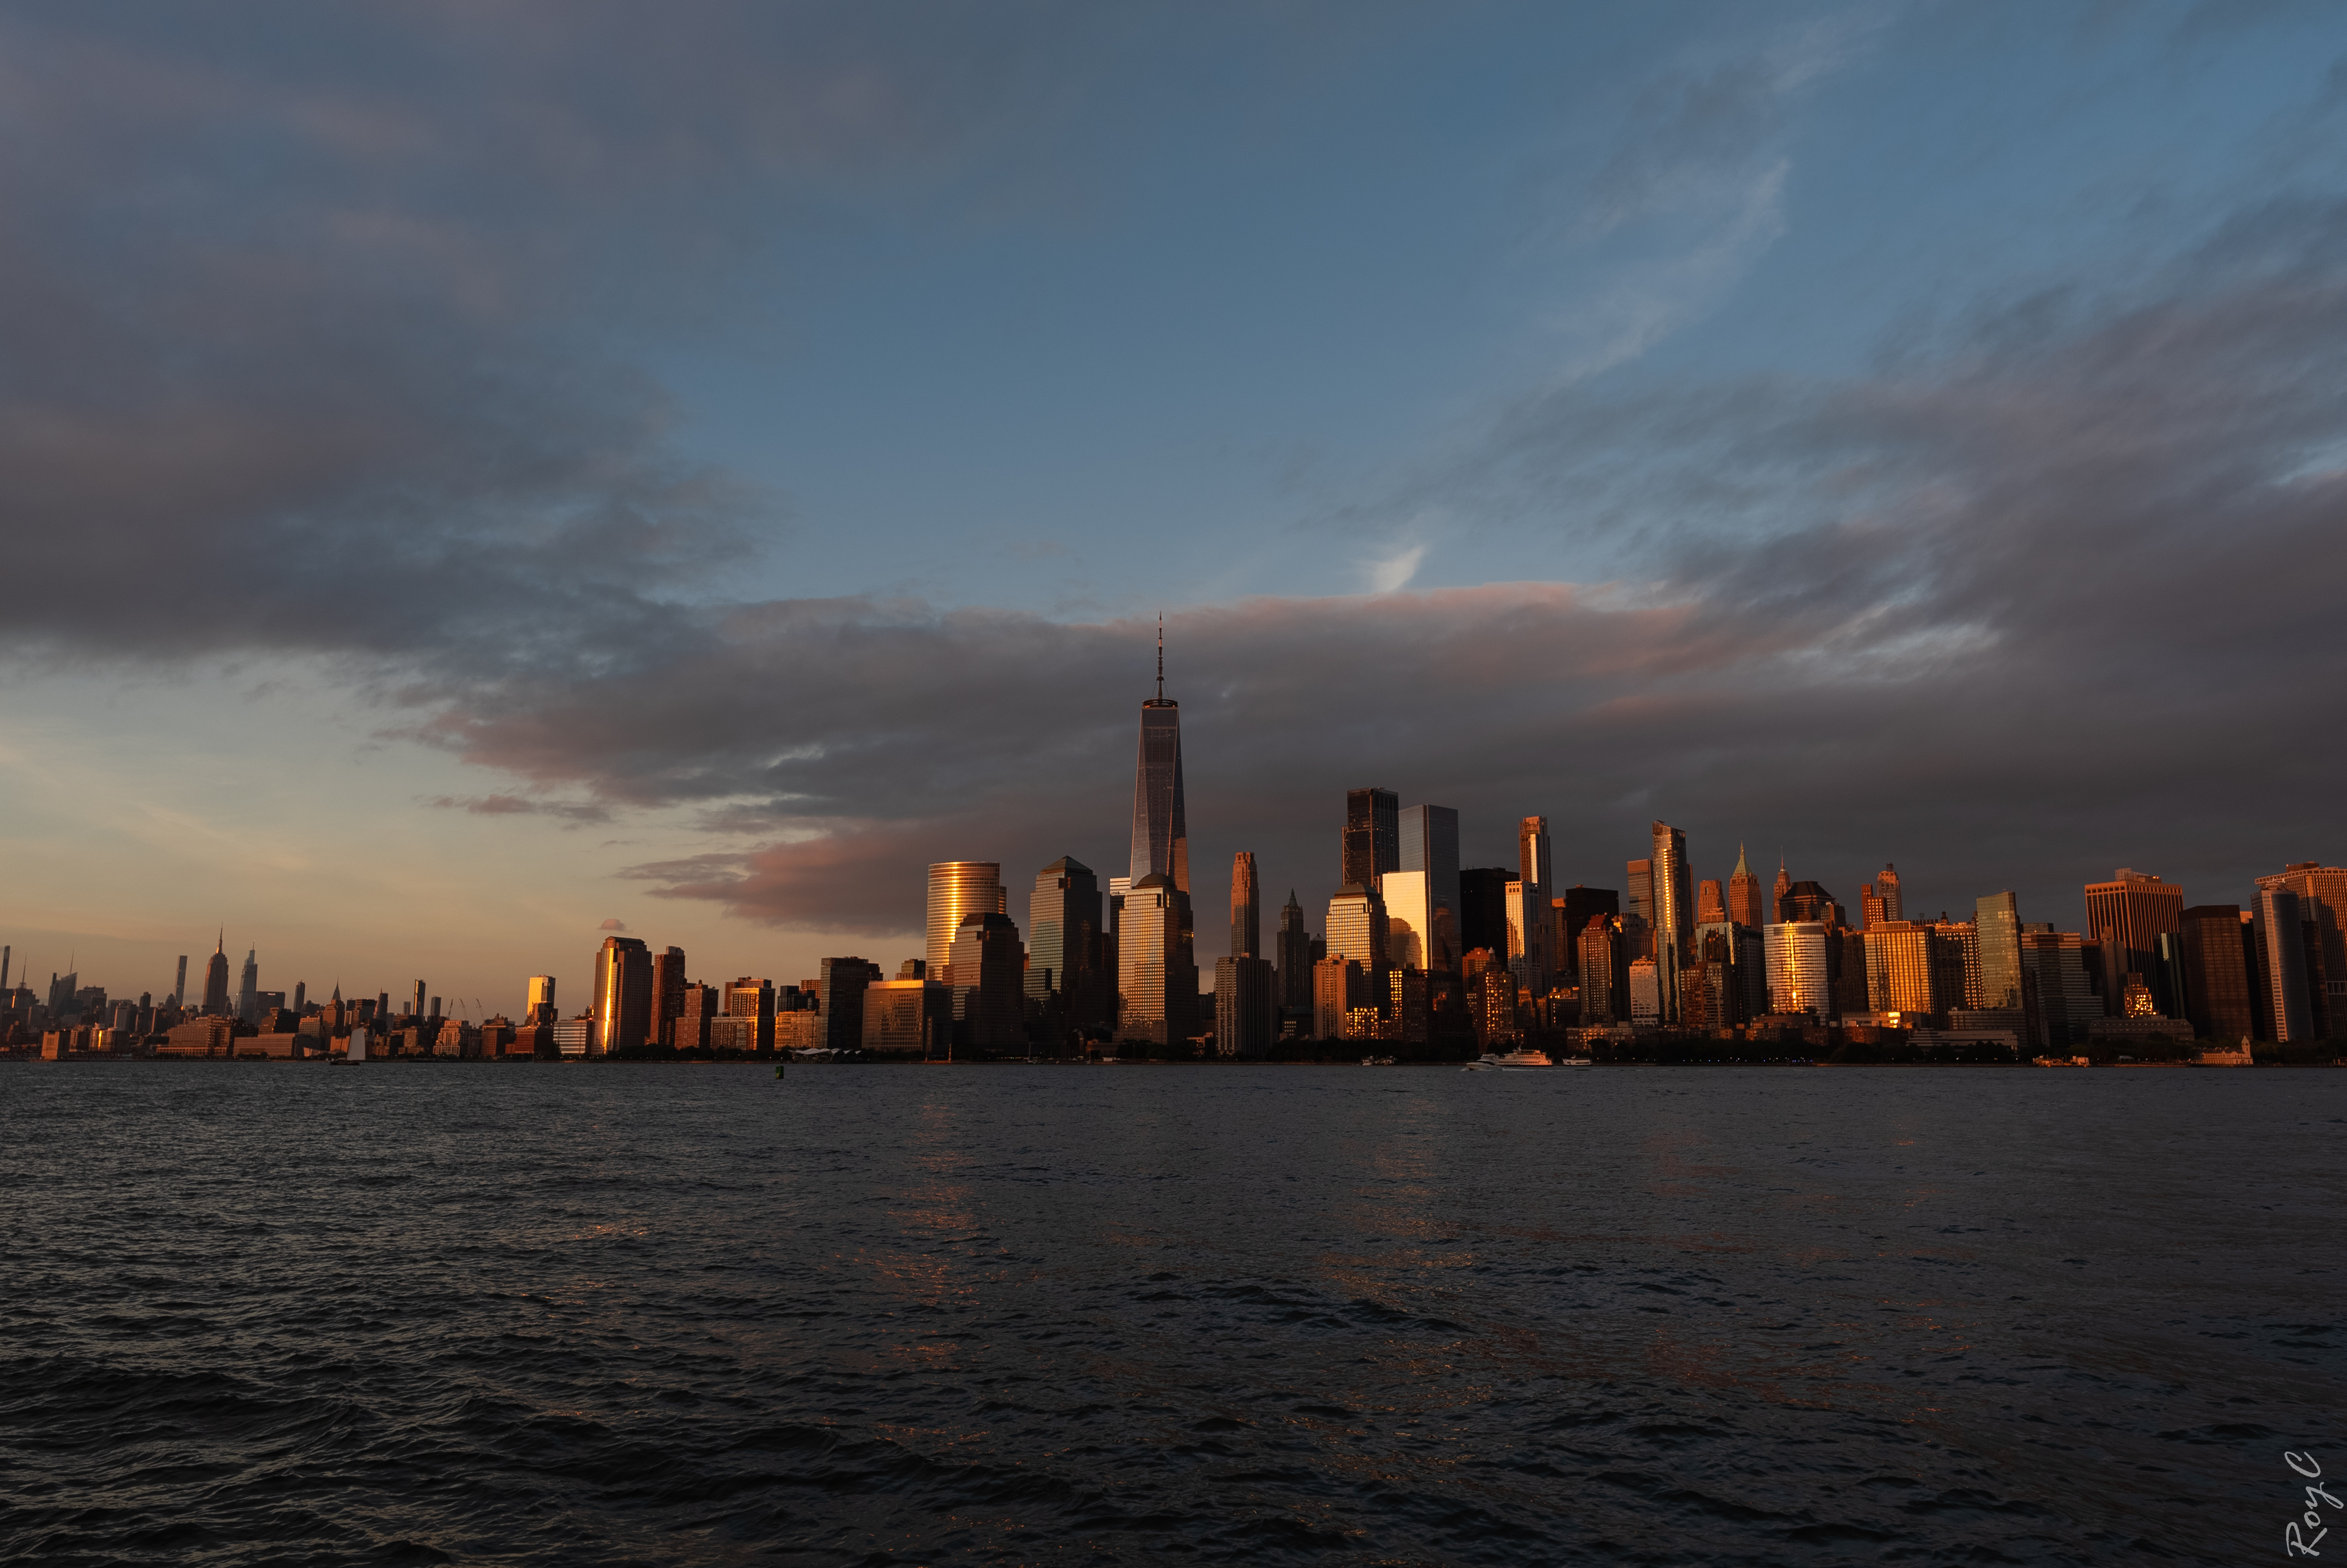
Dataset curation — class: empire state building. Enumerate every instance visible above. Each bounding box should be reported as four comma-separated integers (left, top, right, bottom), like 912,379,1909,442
1120,619,1196,1044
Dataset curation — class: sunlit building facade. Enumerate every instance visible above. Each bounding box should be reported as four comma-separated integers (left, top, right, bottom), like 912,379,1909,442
926,862,1005,983
1763,921,1833,1018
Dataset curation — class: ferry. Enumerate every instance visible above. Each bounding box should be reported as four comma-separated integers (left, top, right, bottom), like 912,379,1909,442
1464,1049,1554,1072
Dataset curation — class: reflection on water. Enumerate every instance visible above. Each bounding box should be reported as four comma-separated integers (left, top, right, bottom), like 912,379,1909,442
2,1064,2341,1566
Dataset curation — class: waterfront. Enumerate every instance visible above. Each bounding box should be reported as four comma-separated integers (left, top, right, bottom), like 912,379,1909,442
3,1065,2340,1565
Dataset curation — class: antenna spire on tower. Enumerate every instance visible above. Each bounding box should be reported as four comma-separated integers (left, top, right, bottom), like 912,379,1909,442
1156,613,1164,701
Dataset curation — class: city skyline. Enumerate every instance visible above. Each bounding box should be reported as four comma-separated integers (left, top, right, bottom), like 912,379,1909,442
2,7,2343,1008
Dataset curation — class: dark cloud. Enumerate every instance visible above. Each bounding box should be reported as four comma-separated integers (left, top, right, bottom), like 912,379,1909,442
428,794,610,824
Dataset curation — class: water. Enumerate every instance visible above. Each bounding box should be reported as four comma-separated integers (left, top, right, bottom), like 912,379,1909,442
2,1063,2340,1566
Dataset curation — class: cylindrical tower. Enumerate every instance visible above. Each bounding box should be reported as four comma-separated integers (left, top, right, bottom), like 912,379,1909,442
927,861,1004,981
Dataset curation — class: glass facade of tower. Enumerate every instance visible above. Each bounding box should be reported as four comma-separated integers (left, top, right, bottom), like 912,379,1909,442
1230,849,1259,959
2082,869,2184,987
1650,821,1691,1021
1382,870,1430,972
926,861,1005,982
1326,886,1387,975
1117,873,1194,1044
1763,921,1833,1017
1343,788,1398,891
1026,857,1099,1002
1397,805,1460,927
1129,702,1189,893
1975,891,2023,1010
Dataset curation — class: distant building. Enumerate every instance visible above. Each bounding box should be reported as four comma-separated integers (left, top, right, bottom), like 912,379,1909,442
592,936,653,1054
927,862,1005,983
1325,884,1387,980
1864,921,1946,1015
2178,903,2254,1042
2084,869,2185,1011
862,975,951,1056
526,974,558,1022
1383,870,1432,973
649,945,687,1047
1028,856,1109,1035
1313,956,1359,1040
2018,930,2098,1048
1214,955,1274,1057
201,940,231,1015
1554,886,1619,984
949,910,1026,1049
2251,886,2316,1043
1117,873,1195,1045
1697,879,1727,925
1397,804,1461,946
1274,891,1313,1013
1627,957,1661,1027
1343,788,1399,891
1579,916,1626,1023
722,977,775,1051
1763,922,1834,1018
819,957,884,1051
2256,862,2347,1039
1728,844,1764,929
1457,868,1512,960
1626,859,1654,957
1975,892,2024,1010
1230,849,1259,960
1649,821,1693,1022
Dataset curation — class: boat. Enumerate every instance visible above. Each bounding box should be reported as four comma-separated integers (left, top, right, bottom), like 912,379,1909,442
1464,1049,1553,1071
1358,1055,1396,1066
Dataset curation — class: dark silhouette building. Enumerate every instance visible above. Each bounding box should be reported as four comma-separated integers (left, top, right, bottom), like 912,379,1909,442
649,945,687,1047
1230,849,1259,959
1275,890,1312,1011
949,911,1027,1050
1459,868,1512,959
2179,904,2255,1044
592,936,653,1053
1343,787,1399,891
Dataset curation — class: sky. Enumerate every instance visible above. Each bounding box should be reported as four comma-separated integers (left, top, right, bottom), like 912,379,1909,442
3,1,2345,1013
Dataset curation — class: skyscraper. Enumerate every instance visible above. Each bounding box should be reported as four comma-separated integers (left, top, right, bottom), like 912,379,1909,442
592,935,653,1055
1342,788,1399,891
1397,804,1460,933
949,911,1027,1049
1875,864,1903,923
1651,821,1692,1022
1027,856,1103,1018
649,945,687,1047
2179,904,2256,1044
1230,850,1259,959
2082,869,2184,991
1326,885,1388,976
1697,879,1727,925
2252,886,2316,1043
2255,862,2347,1037
1517,817,1553,989
526,974,557,1022
1555,886,1619,982
201,937,231,1015
928,862,1006,981
1213,954,1275,1058
1275,891,1312,1011
1129,622,1189,893
1728,845,1762,928
1383,870,1431,972
1517,816,1552,894
236,949,258,1025
1975,892,2023,1010
1457,868,1511,959
173,954,188,1006
1763,921,1834,1017
819,956,884,1050
1117,873,1196,1045
1773,856,1792,906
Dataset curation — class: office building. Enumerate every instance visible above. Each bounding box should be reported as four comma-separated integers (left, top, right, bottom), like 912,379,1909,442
1579,915,1626,1023
1326,884,1388,978
2252,886,2316,1043
1777,879,1842,926
927,862,1005,981
949,911,1026,1049
1382,870,1431,972
1764,921,1834,1017
2256,863,2347,1037
819,957,883,1050
1626,859,1653,944
1214,955,1275,1057
1628,958,1661,1027
2083,869,2185,996
592,935,653,1055
1697,919,1768,1022
525,974,557,1023
678,983,721,1051
1681,958,1736,1033
1027,855,1103,1002
1860,884,1887,930
236,949,259,1025
202,938,231,1015
649,945,687,1047
1117,873,1196,1045
862,975,951,1056
2020,930,2099,1048
1458,868,1511,959
1313,956,1360,1039
1697,879,1727,925
1874,863,1903,923
1728,844,1764,928
1130,631,1190,893
2179,904,2255,1044
722,977,775,1051
1474,963,1519,1044
1863,921,1944,1014
1554,886,1619,982
1397,804,1461,936
1275,891,1312,1012
1650,821,1693,1021
1975,892,2023,1010
1230,850,1259,959
172,954,187,1006
1343,787,1399,890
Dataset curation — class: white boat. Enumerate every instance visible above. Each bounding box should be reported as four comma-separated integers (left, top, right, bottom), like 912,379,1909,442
1464,1049,1553,1071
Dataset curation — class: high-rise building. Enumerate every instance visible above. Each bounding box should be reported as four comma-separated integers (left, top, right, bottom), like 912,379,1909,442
1230,851,1259,959
1275,891,1312,1012
1028,859,1098,1004
526,975,557,1023
1517,817,1554,989
1697,879,1727,925
1313,956,1360,1040
202,937,231,1016
949,911,1027,1049
1975,893,2023,1010
1729,845,1763,929
1578,916,1625,1022
1627,958,1661,1027
2252,886,2316,1043
1875,864,1903,923
1326,885,1388,978
649,945,687,1047
2256,863,2347,1038
1117,873,1196,1044
2179,904,2255,1044
1397,805,1460,940
861,973,950,1056
1773,857,1792,906
1860,885,1887,930
2020,930,2099,1048
819,957,883,1050
1650,823,1693,1006
1763,922,1834,1017
1130,626,1189,894
2083,869,2184,994
173,954,188,1006
1554,886,1619,982
411,979,428,1020
1778,880,1842,926
592,936,653,1055
927,862,1005,982
236,949,259,1025
1213,955,1275,1058
1518,817,1552,895
1626,859,1654,936
1458,868,1511,958
1381,870,1431,973
1863,921,1945,1014
1343,788,1400,891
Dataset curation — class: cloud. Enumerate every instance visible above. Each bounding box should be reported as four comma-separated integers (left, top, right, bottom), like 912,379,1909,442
598,919,628,933
428,794,612,824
